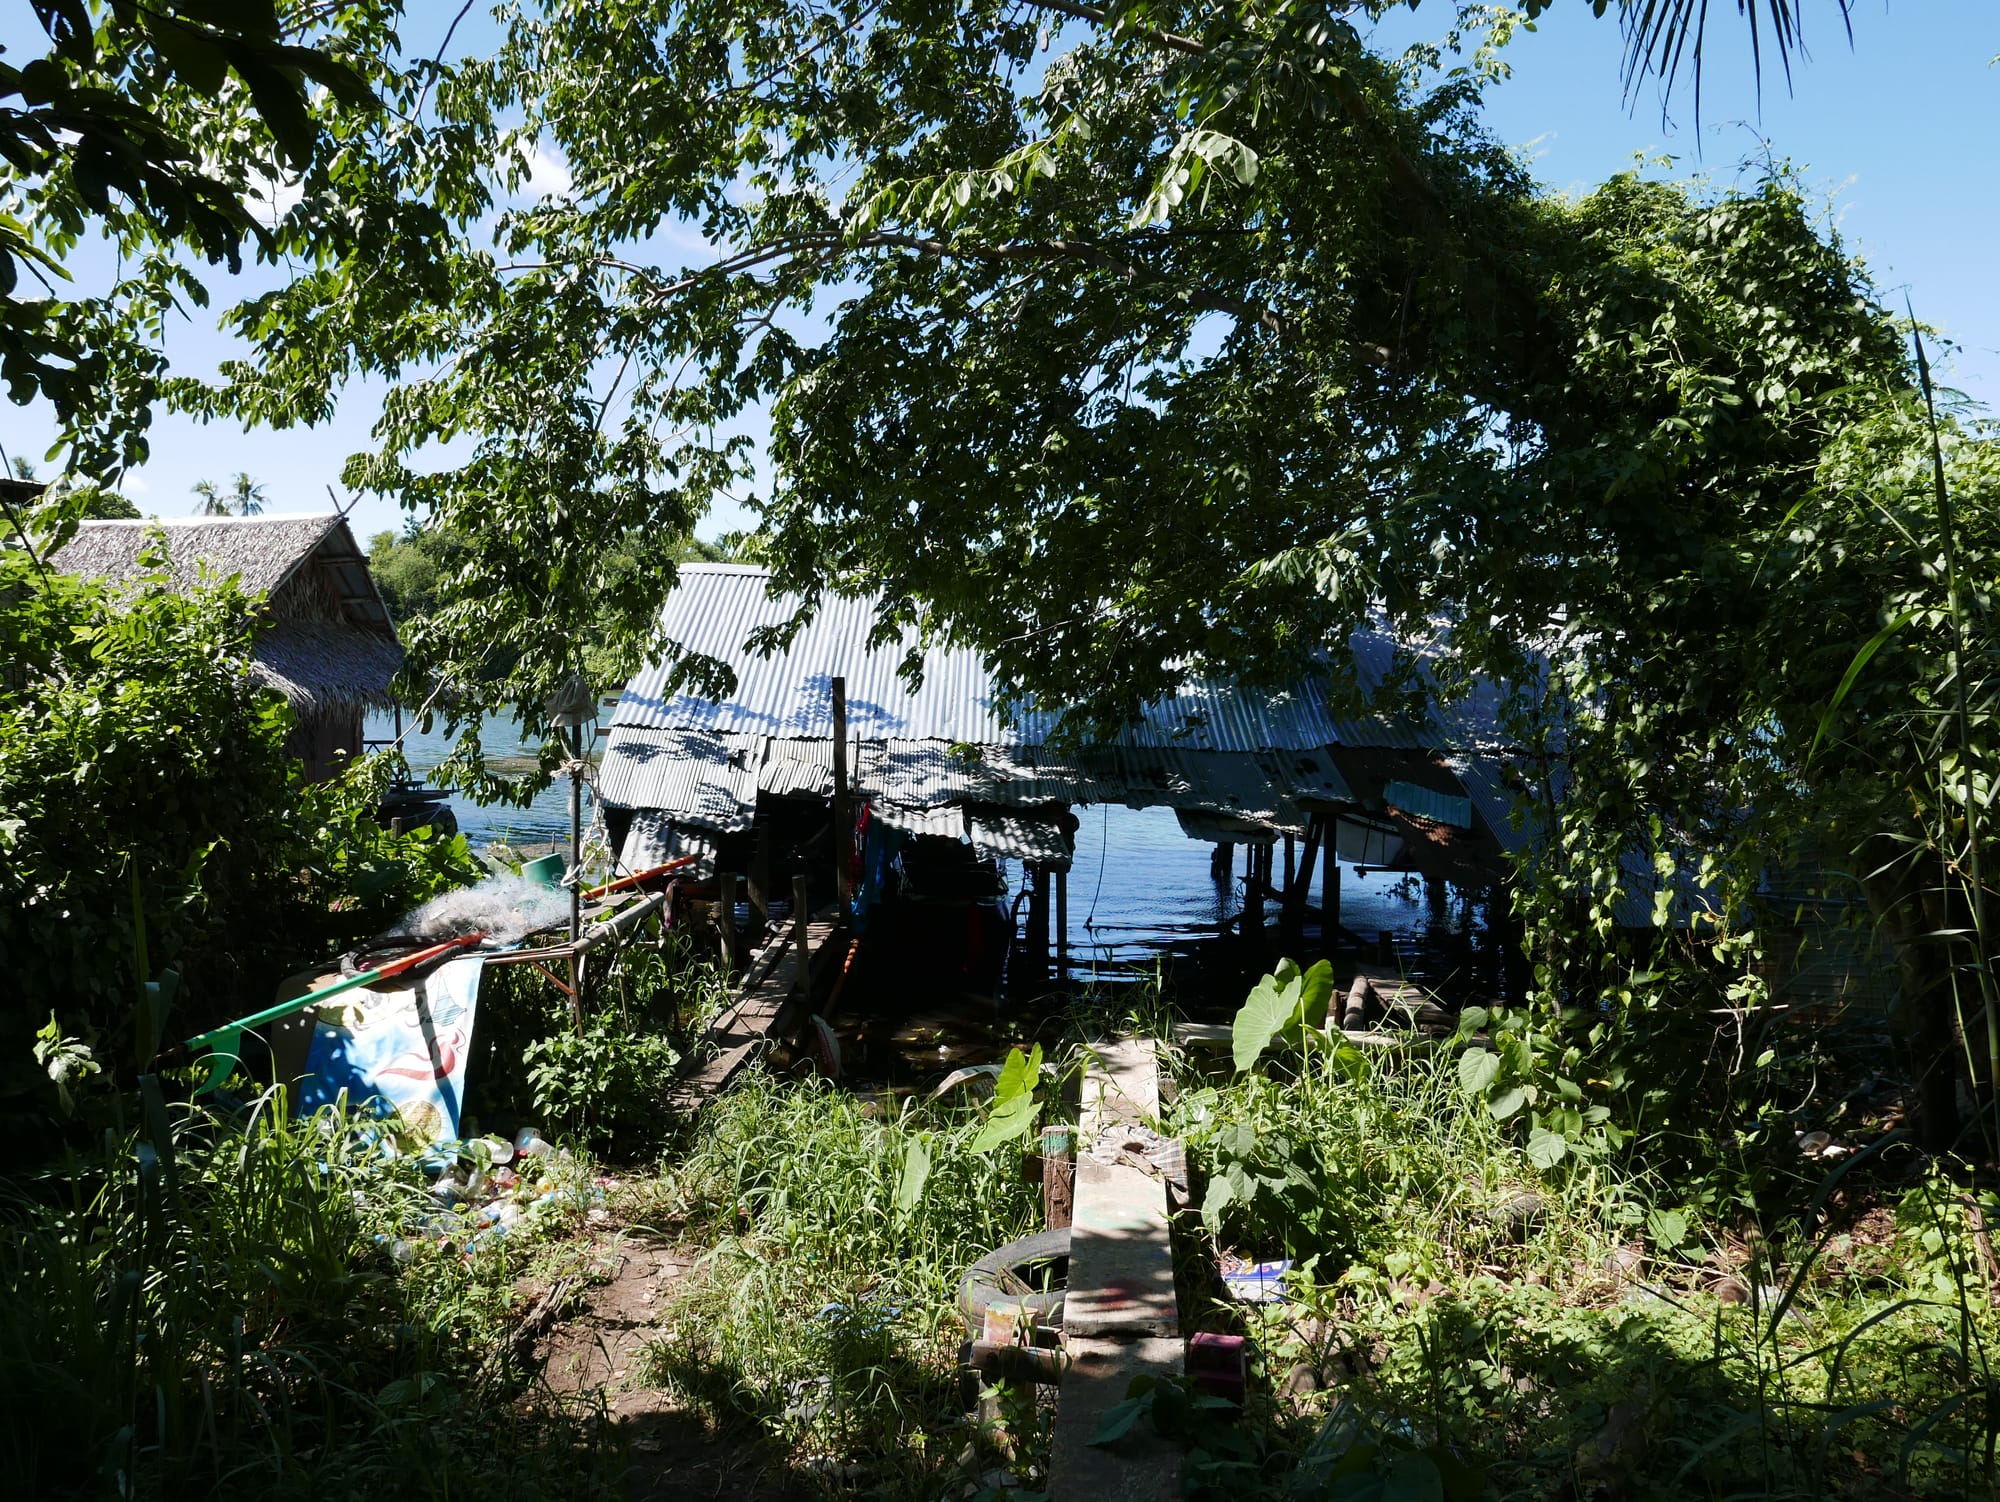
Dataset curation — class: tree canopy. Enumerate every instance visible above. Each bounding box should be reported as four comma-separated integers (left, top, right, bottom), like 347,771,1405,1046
15,3,1989,1134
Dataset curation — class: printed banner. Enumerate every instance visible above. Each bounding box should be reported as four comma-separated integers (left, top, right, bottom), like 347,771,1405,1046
299,955,483,1143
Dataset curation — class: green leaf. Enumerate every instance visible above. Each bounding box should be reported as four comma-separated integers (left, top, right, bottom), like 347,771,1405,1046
1646,1207,1689,1248
894,1133,931,1214
1457,1048,1501,1096
1296,958,1336,1029
1526,1129,1568,1169
972,1044,1043,1152
1383,1450,1445,1502
1809,608,1917,762
1233,965,1300,1072
1488,1084,1528,1121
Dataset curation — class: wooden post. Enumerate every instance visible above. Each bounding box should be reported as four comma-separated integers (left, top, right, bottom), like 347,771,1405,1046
749,815,771,927
792,873,812,996
717,871,737,974
1323,837,1342,955
1285,819,1320,945
1055,867,1070,989
1244,845,1264,947
1042,1124,1075,1230
831,675,852,908
1283,834,1296,893
567,724,583,1009
1025,867,1050,985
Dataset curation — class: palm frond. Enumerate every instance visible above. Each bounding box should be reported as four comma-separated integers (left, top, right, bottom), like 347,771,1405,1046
1618,0,1857,117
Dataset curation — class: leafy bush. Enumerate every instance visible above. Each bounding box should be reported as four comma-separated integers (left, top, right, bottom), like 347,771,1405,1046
525,1016,679,1149
0,526,476,1132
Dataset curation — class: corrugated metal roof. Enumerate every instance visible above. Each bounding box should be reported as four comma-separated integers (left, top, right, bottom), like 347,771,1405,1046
619,812,718,879
597,728,760,832
867,801,967,840
760,738,838,798
1447,754,1529,854
615,566,1431,753
1383,781,1473,830
966,811,1074,871
1175,809,1278,844
1259,748,1356,810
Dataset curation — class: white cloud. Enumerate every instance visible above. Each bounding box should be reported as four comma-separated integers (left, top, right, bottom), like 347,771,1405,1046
519,141,573,199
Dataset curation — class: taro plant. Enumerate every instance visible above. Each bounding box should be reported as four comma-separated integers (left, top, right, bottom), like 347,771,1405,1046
971,1042,1045,1153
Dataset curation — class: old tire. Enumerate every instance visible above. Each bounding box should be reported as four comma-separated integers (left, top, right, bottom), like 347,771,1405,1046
958,1227,1070,1331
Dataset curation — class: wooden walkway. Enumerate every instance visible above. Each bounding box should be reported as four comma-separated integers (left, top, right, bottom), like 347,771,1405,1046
1048,1038,1182,1500
666,906,844,1111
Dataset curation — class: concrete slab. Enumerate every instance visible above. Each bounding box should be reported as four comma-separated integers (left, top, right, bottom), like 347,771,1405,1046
1064,1156,1179,1338
1081,1037,1161,1128
1053,1038,1181,1498
1047,1335,1183,1500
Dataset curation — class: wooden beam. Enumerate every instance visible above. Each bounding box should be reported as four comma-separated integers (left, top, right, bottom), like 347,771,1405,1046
1055,867,1069,989
792,873,813,995
716,871,737,974
831,675,852,907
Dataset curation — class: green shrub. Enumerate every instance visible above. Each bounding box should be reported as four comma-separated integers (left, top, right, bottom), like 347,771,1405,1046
0,1091,614,1500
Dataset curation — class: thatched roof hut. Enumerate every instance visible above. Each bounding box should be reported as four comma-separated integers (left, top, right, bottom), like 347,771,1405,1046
52,514,402,779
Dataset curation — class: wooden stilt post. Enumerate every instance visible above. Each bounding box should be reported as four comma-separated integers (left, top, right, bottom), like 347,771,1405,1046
1286,818,1320,946
1283,834,1296,893
831,675,852,910
792,873,813,996
1323,840,1342,955
1055,867,1069,989
749,814,771,932
1028,867,1050,984
717,871,737,975
1244,844,1264,948
567,724,583,1012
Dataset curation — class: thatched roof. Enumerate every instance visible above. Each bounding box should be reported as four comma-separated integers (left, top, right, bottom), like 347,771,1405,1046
51,513,402,718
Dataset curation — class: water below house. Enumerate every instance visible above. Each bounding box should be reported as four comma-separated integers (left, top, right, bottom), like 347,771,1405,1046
364,708,1494,991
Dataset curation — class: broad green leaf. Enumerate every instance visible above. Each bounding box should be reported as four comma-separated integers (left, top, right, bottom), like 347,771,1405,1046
1488,1084,1528,1121
972,1044,1043,1151
1295,959,1337,1029
1382,1450,1445,1502
1646,1207,1689,1248
1457,1049,1501,1096
1526,1129,1568,1169
1232,966,1301,1072
894,1133,931,1214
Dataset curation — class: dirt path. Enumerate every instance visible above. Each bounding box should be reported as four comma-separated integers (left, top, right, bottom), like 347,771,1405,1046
531,1231,805,1501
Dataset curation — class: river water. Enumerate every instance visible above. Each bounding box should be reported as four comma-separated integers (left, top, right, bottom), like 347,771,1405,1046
364,710,1477,976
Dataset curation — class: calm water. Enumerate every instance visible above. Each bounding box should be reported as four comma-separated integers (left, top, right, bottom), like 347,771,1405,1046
365,712,1477,967
366,709,594,850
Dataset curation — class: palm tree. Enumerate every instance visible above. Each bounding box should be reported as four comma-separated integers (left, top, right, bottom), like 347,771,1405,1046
190,473,269,516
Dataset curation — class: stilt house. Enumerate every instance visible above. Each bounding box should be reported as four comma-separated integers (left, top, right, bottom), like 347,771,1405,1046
602,565,1523,978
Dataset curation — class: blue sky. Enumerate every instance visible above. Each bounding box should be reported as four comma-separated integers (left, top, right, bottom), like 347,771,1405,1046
3,1,1994,543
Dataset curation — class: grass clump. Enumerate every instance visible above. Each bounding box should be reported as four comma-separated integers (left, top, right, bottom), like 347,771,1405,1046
633,1073,1044,1498
0,1091,617,1501
1166,1032,2000,1500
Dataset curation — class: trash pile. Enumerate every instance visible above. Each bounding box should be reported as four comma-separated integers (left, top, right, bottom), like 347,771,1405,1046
385,1127,610,1261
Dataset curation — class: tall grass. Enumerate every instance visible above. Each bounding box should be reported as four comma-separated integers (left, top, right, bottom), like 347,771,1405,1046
0,1090,614,1500
633,1074,1042,1497
1167,1037,2000,1499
